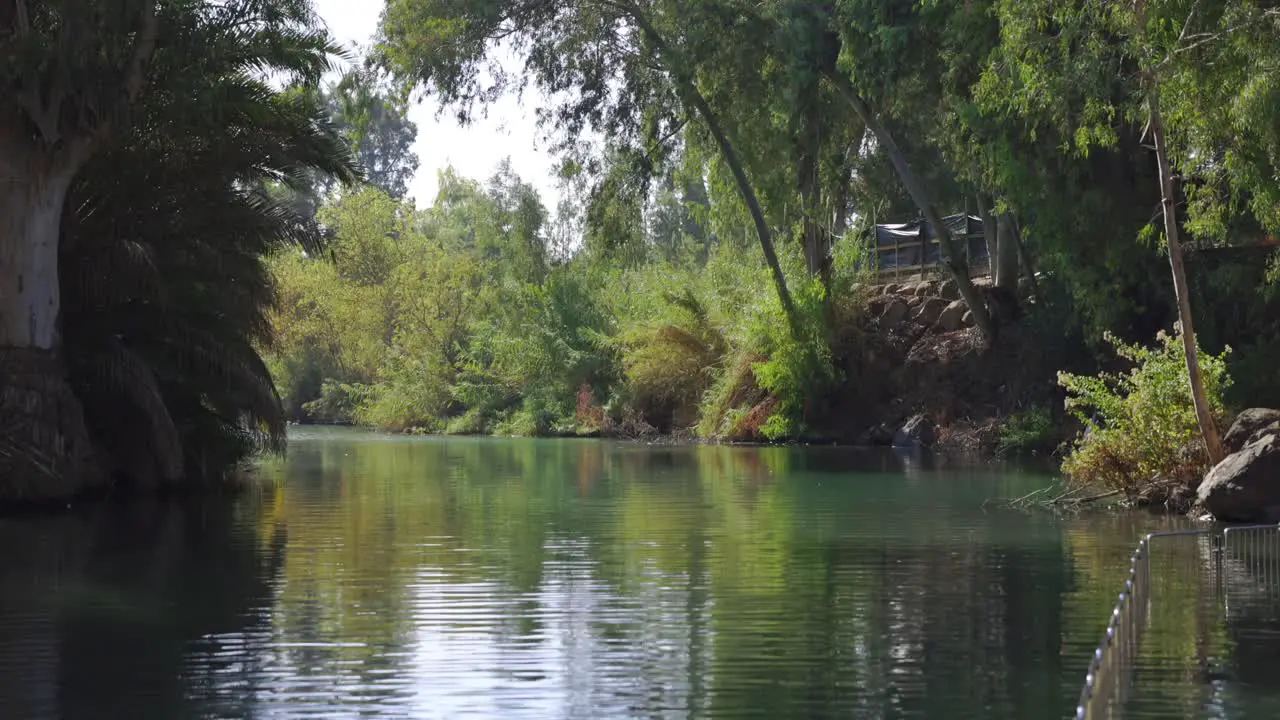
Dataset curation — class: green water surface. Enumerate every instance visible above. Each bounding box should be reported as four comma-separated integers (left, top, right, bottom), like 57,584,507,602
0,427,1277,719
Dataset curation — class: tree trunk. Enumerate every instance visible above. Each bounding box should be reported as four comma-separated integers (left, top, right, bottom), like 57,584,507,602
800,158,829,287
1147,87,1225,465
1012,216,1039,298
797,83,831,291
0,132,99,501
682,83,800,334
824,71,997,341
626,9,801,336
995,212,1021,293
977,195,997,277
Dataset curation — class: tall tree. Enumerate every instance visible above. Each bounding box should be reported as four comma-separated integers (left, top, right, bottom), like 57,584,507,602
983,0,1280,463
1132,0,1224,463
1,0,163,491
807,0,999,339
326,61,420,199
378,0,802,334
1,0,357,497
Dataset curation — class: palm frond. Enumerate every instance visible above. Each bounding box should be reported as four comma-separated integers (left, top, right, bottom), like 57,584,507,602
59,0,357,485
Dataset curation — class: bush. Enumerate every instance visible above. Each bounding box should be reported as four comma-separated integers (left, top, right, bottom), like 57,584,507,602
749,274,836,440
617,281,727,432
1058,329,1232,499
997,406,1060,457
302,381,369,424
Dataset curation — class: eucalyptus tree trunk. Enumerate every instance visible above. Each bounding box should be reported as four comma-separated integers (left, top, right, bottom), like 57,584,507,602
1147,88,1225,465
0,1,158,499
977,195,997,275
824,72,997,341
995,213,1021,293
1133,0,1225,465
628,7,800,336
797,82,831,291
0,128,99,500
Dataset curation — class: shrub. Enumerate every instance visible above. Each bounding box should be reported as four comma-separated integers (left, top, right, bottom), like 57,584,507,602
748,274,837,441
1058,329,1231,499
618,283,727,431
302,381,369,424
575,383,606,432
996,406,1059,457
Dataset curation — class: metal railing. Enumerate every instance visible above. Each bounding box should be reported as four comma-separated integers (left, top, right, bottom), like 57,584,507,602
1074,523,1280,720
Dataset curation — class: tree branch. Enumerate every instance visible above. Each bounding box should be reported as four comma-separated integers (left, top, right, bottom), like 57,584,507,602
57,0,160,170
13,88,61,145
823,69,997,340
121,1,160,108
609,0,800,333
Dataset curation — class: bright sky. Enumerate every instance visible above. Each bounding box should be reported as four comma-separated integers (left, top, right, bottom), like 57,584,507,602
313,0,561,210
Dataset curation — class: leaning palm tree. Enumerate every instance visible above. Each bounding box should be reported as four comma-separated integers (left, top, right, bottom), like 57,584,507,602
56,1,360,490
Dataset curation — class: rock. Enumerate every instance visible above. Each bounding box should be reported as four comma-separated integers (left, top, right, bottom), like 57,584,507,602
1197,434,1280,523
1223,408,1280,454
907,295,924,309
939,279,960,301
858,423,894,446
913,281,935,297
884,283,901,295
937,300,968,332
961,310,975,327
893,414,935,449
914,297,948,325
880,299,909,327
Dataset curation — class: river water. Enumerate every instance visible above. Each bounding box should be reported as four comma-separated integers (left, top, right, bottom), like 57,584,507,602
0,427,1277,719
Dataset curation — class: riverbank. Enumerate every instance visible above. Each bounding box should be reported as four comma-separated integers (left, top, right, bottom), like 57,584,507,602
286,278,1078,462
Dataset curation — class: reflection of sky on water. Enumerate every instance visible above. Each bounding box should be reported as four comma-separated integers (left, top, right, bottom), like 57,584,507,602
3,431,1280,719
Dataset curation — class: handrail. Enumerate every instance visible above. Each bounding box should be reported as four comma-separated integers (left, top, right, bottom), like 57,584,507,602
1073,529,1209,720
1074,524,1280,720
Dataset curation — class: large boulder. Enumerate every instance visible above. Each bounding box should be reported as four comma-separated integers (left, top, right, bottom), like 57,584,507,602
1223,408,1280,454
938,279,960,301
914,297,948,325
858,423,895,447
881,299,910,327
937,300,968,332
893,414,935,449
1197,434,1280,523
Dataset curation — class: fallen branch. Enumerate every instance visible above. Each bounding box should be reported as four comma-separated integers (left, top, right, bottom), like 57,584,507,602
1055,489,1124,505
990,483,1124,513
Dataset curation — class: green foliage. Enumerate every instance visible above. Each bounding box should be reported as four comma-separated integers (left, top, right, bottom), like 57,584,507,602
252,0,1280,461
749,274,836,440
997,407,1059,458
56,0,359,484
1058,331,1232,497
303,382,370,425
268,174,627,437
1186,250,1280,409
327,61,420,199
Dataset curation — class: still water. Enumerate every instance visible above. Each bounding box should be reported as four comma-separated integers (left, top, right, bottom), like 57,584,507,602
0,427,1276,719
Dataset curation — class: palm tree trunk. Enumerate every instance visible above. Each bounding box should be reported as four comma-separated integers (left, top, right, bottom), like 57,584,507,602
823,72,997,341
1146,86,1225,465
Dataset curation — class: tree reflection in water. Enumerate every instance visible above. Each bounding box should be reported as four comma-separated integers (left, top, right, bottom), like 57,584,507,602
1,430,1278,719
